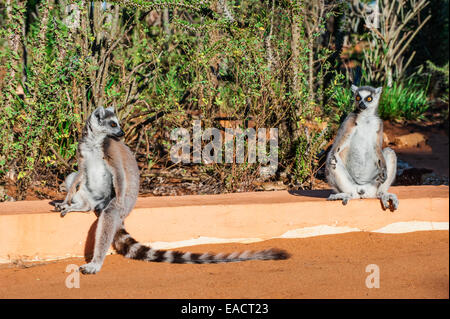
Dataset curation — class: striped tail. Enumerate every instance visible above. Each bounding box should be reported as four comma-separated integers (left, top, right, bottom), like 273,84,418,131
113,228,290,264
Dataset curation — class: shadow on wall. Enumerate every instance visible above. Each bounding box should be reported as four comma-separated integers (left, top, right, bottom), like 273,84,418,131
84,219,98,262
289,189,397,212
49,199,97,261
288,189,333,198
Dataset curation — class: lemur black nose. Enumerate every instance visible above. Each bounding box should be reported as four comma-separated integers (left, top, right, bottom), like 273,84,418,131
116,129,125,137
359,102,367,110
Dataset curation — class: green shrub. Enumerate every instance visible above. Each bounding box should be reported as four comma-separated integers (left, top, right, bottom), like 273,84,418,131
329,86,353,123
378,80,429,120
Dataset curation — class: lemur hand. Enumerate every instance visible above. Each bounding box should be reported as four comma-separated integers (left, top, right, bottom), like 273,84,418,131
329,154,337,170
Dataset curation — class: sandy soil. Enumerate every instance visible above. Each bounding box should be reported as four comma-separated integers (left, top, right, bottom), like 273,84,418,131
0,231,448,299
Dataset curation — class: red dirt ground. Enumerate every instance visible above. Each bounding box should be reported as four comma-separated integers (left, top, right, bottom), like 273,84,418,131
0,231,448,299
383,121,449,178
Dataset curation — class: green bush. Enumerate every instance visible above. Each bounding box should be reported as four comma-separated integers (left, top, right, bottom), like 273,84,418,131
329,86,353,123
378,80,429,121
0,0,343,196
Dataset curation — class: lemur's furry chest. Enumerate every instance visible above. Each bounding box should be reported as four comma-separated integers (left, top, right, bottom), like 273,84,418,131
79,140,113,200
345,115,380,184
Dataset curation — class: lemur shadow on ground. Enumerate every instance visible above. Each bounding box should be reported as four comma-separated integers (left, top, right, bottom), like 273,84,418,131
48,199,63,209
84,219,97,262
288,189,333,198
48,200,97,262
288,189,397,212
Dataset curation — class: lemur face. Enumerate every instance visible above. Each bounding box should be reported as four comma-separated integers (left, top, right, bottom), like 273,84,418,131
351,85,382,112
92,106,125,138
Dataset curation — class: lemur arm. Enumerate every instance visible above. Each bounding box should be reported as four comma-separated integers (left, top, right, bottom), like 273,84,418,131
329,114,357,164
110,162,125,207
375,121,387,183
64,165,84,205
103,138,126,207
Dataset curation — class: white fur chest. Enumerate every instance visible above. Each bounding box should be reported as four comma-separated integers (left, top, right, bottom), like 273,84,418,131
79,140,113,199
353,115,379,146
347,115,380,183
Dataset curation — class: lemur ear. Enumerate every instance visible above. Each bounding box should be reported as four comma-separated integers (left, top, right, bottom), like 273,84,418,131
106,106,115,113
351,84,358,94
94,106,105,120
375,87,382,95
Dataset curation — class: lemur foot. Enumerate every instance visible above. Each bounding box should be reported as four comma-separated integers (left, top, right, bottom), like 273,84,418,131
53,202,63,211
378,192,399,211
54,202,71,217
79,262,102,275
327,193,351,205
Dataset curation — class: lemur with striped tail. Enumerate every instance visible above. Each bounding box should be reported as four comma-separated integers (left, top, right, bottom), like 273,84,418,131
55,106,289,274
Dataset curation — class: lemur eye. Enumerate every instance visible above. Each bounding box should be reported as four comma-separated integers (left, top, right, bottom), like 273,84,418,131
110,122,117,128
366,96,372,102
356,95,361,101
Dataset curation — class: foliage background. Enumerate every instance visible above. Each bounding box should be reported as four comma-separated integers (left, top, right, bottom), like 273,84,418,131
0,0,448,199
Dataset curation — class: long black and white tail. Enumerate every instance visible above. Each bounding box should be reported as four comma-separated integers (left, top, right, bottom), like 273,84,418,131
113,229,290,264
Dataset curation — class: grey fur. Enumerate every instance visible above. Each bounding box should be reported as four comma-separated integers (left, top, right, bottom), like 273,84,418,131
56,107,289,274
325,85,398,210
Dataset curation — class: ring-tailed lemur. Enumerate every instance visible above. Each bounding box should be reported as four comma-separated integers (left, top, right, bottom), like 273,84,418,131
55,106,289,274
325,85,398,210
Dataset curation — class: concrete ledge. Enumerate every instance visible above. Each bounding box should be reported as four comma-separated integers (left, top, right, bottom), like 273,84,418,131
0,186,448,262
